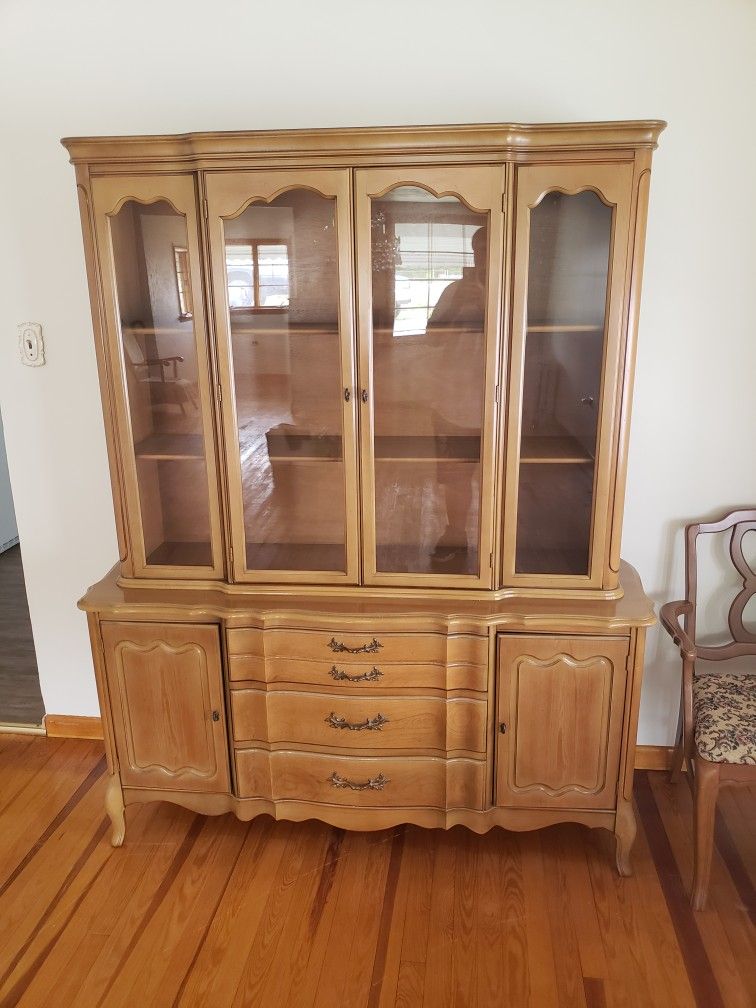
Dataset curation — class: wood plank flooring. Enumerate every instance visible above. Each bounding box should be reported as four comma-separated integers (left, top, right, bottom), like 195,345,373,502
0,736,753,1007
0,546,44,726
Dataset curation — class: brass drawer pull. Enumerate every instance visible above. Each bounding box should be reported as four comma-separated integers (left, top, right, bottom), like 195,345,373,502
328,665,383,683
328,636,382,654
328,771,389,791
325,712,389,731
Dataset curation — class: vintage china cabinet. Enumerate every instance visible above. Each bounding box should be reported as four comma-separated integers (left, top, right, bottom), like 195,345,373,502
64,120,663,872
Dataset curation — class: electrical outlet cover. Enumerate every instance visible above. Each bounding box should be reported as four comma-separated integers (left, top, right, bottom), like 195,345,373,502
18,322,44,366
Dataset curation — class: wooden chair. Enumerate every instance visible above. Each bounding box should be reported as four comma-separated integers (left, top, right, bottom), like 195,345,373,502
660,508,756,910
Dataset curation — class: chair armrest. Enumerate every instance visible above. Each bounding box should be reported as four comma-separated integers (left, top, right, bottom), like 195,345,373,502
659,600,697,660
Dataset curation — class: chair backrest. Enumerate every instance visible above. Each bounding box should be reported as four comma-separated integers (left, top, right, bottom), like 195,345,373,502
685,509,756,660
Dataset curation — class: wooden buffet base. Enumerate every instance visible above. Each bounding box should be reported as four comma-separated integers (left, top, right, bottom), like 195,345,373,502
0,735,752,1008
79,560,654,876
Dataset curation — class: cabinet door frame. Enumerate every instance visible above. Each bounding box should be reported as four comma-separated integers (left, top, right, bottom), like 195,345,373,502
205,169,360,585
92,175,225,580
101,621,230,793
501,163,634,589
354,165,506,589
495,633,629,810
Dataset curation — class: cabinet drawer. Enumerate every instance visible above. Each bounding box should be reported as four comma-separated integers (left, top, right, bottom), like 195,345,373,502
231,689,486,754
227,628,487,666
228,655,487,692
235,749,485,809
496,634,628,810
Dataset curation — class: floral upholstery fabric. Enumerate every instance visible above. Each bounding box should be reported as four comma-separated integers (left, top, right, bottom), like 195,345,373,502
694,673,756,764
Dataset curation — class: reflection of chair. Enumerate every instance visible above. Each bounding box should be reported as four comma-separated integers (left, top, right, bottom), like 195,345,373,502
122,326,198,414
660,509,756,909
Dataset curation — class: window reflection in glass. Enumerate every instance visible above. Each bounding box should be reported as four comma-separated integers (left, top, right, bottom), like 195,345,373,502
226,240,290,310
369,186,489,576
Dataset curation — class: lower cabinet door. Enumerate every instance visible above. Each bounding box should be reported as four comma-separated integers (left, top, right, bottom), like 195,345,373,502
101,621,230,792
496,634,628,810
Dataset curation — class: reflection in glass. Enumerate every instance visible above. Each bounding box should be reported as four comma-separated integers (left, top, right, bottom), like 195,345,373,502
515,191,612,575
370,187,488,576
110,200,213,568
224,190,346,572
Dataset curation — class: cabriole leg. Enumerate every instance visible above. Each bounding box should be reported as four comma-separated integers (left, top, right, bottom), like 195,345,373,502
691,755,719,910
105,772,126,847
614,799,637,877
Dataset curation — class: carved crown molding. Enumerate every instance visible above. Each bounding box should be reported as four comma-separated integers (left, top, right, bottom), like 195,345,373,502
61,120,666,167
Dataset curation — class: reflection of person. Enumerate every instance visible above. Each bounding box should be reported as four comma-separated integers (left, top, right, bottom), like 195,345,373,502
427,226,487,329
426,226,487,569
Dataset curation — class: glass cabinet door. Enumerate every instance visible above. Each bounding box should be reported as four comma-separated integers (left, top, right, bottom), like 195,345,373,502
503,163,634,586
355,168,504,587
92,176,223,578
206,170,359,583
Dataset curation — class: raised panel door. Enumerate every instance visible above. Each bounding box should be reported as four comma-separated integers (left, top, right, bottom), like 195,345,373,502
206,170,359,584
502,164,634,587
101,622,229,792
354,167,505,588
92,175,223,578
496,634,628,809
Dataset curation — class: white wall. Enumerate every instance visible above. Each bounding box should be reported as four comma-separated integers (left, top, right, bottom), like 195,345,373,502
0,0,754,733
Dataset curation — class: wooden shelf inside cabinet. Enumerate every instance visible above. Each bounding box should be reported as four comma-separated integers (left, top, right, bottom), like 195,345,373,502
134,433,204,460
265,432,342,463
526,323,604,333
146,541,213,567
374,435,481,463
245,542,346,573
520,435,594,465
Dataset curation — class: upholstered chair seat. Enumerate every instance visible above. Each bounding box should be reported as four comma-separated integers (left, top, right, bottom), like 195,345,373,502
694,673,756,764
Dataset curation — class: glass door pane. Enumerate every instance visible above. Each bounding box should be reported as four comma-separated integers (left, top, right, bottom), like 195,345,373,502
94,177,221,576
356,169,503,586
505,164,633,584
207,171,358,582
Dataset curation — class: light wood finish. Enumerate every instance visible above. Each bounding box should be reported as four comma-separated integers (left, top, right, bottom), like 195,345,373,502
230,689,487,753
503,162,635,589
235,749,486,809
228,654,488,692
354,165,504,589
228,627,488,664
90,175,224,580
44,715,103,740
636,744,676,771
100,622,229,799
205,169,360,585
67,122,663,868
2,738,755,1008
496,635,629,810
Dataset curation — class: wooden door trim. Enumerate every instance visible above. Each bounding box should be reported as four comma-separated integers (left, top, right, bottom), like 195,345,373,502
354,165,505,590
501,162,635,589
91,174,224,580
204,168,360,585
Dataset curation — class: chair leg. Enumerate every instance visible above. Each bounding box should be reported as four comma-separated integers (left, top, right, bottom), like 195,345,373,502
691,755,720,910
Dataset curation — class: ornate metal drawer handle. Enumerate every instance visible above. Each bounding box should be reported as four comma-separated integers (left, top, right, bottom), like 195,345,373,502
328,771,389,791
328,637,383,654
325,712,389,731
328,665,383,683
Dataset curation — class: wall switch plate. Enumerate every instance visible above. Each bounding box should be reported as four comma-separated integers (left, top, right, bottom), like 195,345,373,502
18,322,45,366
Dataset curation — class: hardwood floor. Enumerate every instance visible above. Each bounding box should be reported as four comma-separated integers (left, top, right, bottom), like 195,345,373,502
0,736,753,1007
0,546,44,726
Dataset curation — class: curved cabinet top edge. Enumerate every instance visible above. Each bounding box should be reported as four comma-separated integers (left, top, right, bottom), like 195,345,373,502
61,120,667,165
78,560,655,628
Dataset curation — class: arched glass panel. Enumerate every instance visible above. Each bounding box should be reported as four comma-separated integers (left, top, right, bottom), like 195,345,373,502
222,189,347,573
515,190,613,575
369,186,489,575
110,199,213,568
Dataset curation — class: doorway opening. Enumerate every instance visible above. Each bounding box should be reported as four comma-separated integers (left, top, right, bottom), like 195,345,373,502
0,406,44,729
